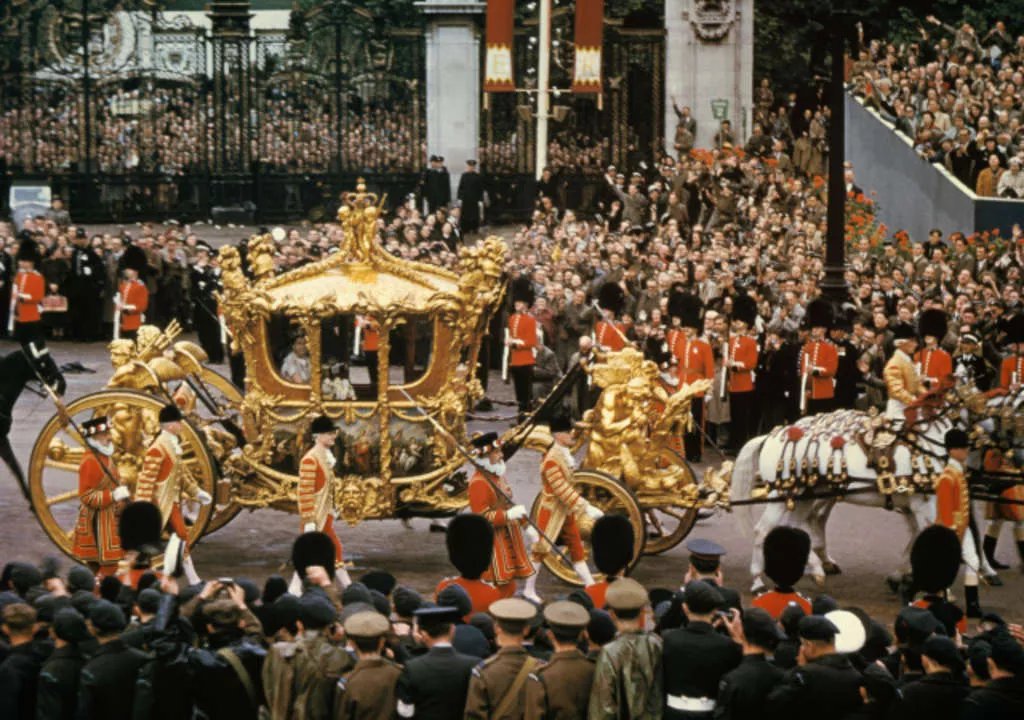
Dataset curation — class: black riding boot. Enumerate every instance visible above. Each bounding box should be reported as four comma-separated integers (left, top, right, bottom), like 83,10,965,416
984,534,1010,570
964,585,982,619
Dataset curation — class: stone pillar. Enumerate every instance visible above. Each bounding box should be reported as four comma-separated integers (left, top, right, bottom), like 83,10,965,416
417,1,486,198
665,0,754,153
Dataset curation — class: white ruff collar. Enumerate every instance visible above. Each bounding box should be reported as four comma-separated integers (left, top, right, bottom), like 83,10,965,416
90,441,115,457
554,444,577,470
477,457,506,476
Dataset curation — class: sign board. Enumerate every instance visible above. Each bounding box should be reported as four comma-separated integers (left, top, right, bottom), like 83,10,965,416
711,98,730,121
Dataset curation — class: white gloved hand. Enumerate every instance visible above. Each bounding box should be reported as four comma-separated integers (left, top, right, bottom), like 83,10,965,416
524,526,540,545
584,503,604,520
195,490,213,506
112,486,131,502
303,522,317,533
507,505,528,521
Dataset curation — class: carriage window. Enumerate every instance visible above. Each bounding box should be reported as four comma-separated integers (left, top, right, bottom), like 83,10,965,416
321,315,376,401
388,317,435,387
268,315,310,386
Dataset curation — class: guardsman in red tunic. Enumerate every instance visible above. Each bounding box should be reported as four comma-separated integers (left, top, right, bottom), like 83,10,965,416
727,294,760,451
524,412,604,602
435,514,502,620
751,526,813,619
909,525,969,637
670,292,714,462
134,403,212,585
915,309,953,392
468,432,535,598
584,514,634,609
594,282,628,352
799,299,839,415
998,314,1024,392
935,429,982,617
72,416,131,577
507,278,538,419
298,414,352,587
12,236,46,347
117,245,149,341
116,501,166,589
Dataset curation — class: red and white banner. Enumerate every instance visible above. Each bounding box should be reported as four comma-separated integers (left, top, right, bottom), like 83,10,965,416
572,0,604,93
484,0,515,92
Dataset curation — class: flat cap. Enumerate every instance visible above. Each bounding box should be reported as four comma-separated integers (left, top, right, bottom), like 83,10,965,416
88,599,127,633
343,610,390,639
299,593,338,627
489,598,537,623
923,635,965,671
682,580,722,615
544,601,590,630
605,578,647,612
52,608,92,644
797,615,839,642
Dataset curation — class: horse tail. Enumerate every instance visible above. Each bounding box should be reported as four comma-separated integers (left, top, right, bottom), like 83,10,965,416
731,435,766,538
0,434,33,515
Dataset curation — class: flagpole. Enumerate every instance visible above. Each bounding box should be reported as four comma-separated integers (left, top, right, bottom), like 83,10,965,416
535,0,552,180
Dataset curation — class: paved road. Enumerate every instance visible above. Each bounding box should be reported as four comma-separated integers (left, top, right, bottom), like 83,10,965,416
2,338,1022,626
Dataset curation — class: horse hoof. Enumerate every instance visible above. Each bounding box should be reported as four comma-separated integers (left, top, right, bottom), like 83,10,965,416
823,562,842,576
812,574,826,586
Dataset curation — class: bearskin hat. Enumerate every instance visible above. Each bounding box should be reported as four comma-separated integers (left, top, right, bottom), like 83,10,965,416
763,526,811,589
669,291,704,330
805,298,833,330
910,525,962,594
597,282,626,317
446,514,494,580
1006,312,1024,344
918,309,948,342
732,294,759,329
119,245,148,276
16,237,41,265
510,277,535,307
891,322,917,341
292,531,336,581
118,502,164,555
591,514,634,577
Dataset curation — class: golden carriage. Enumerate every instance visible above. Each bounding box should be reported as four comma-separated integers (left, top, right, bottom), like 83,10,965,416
27,182,722,585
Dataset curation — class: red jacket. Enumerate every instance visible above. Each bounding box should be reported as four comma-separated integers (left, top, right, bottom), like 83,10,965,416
1001,355,1023,389
468,471,534,585
727,335,758,393
751,589,812,620
673,334,714,393
800,340,838,400
72,454,123,565
359,316,380,352
14,270,44,323
508,313,538,367
120,280,149,331
595,321,626,352
914,347,953,387
435,576,502,621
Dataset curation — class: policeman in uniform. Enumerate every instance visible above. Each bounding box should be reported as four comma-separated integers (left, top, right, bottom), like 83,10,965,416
662,580,742,718
751,526,813,618
464,598,539,719
799,299,838,415
78,600,150,720
435,514,502,619
935,428,983,617
71,416,131,578
671,292,714,462
915,309,953,392
594,282,628,352
584,514,635,609
467,432,537,598
421,155,452,214
524,601,596,720
67,229,106,342
952,330,992,390
587,578,663,719
133,403,213,585
726,295,759,450
683,539,741,612
298,414,352,587
457,159,485,235
11,236,46,348
507,278,539,418
335,611,403,720
116,245,149,342
189,241,224,363
524,411,604,601
397,606,478,719
883,323,924,421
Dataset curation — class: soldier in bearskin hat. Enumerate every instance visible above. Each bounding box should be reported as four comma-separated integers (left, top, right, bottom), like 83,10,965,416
297,414,351,587
585,514,635,609
289,529,338,595
506,277,539,419
915,308,953,392
670,291,714,462
594,281,628,352
727,294,760,450
751,526,813,619
908,525,968,635
11,235,46,347
799,298,839,415
434,514,502,618
116,245,149,341
116,501,165,589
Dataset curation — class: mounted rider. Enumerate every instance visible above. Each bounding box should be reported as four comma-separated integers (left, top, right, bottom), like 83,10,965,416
883,323,925,421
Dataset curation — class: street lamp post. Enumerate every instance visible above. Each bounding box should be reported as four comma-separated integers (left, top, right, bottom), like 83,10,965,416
821,13,850,304
534,0,552,180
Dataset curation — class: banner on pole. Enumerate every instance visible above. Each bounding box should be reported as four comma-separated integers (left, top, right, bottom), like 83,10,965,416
572,0,603,93
485,0,515,92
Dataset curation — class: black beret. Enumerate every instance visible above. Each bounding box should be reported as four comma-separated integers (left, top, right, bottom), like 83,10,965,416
341,582,374,608
469,612,496,643
811,595,838,616
896,606,946,646
392,586,422,618
10,563,42,596
567,588,595,612
368,589,391,618
52,608,92,644
923,635,965,672
682,580,722,615
88,599,127,633
797,615,839,641
136,588,162,615
742,607,786,649
990,630,1024,673
235,578,260,606
452,623,490,659
299,594,338,628
33,593,72,624
436,583,472,620
967,639,991,680
861,663,900,705
67,566,95,594
587,609,617,646
99,576,123,602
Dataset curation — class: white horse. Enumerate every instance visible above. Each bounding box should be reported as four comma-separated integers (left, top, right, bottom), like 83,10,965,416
730,388,1005,592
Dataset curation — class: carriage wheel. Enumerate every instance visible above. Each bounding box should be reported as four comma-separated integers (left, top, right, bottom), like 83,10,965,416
190,368,247,534
529,469,645,587
642,448,701,556
28,390,218,562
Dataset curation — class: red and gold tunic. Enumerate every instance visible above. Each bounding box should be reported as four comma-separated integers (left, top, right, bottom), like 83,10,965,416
935,459,970,540
672,333,714,394
800,340,839,400
594,320,626,352
751,590,812,620
13,269,44,324
508,313,538,367
984,448,1024,522
468,470,534,587
727,335,758,393
434,576,502,621
298,445,344,562
915,347,953,389
532,446,588,564
119,279,149,332
1000,354,1024,390
359,316,380,352
72,453,124,565
134,431,200,546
